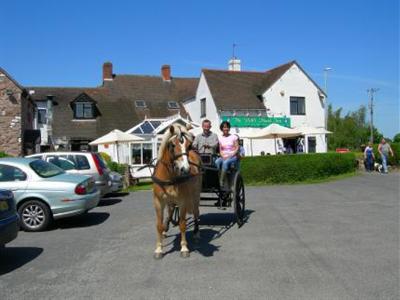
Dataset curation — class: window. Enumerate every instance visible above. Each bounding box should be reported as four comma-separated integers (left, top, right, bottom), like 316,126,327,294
131,143,153,165
308,136,316,153
38,108,47,124
290,96,306,115
29,160,64,178
74,155,91,170
0,165,27,182
167,101,179,109
47,156,76,171
74,102,93,119
135,100,147,108
200,98,206,118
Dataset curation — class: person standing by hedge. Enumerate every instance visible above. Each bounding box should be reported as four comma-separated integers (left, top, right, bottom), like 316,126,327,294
364,142,375,172
378,138,394,174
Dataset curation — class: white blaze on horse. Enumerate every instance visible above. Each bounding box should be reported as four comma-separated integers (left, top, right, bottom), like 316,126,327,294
152,124,202,259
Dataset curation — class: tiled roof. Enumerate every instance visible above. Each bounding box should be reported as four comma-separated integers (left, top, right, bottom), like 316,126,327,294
28,75,198,140
203,61,296,110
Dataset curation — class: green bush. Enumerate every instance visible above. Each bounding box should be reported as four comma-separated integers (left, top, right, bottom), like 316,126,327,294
240,152,356,184
108,161,128,175
99,152,112,164
98,152,127,175
0,152,10,158
372,143,400,166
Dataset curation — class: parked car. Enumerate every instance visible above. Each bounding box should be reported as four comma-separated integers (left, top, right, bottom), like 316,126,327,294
0,158,100,231
27,152,112,196
109,171,124,193
0,189,19,247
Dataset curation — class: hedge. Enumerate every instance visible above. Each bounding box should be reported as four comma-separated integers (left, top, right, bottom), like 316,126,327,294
240,152,356,184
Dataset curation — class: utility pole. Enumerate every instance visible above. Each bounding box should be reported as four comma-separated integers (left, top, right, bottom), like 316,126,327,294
367,88,379,143
323,67,332,153
323,67,332,129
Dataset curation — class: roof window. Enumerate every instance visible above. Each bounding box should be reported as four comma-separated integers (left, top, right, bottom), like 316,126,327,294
167,101,179,109
135,100,147,108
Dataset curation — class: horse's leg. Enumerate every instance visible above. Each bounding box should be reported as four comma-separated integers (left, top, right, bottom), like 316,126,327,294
179,206,189,258
154,196,165,259
163,204,174,236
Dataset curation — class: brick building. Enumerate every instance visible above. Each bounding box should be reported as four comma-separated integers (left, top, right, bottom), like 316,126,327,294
0,68,39,156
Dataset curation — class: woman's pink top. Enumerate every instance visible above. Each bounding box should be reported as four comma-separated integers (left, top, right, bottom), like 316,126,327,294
218,134,238,158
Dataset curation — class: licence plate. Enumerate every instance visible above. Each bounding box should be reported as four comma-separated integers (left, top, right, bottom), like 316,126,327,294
0,200,9,211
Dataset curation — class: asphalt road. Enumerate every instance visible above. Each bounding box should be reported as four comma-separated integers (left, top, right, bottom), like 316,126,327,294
0,172,399,300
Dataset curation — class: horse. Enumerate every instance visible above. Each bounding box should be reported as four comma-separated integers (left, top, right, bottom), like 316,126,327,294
152,124,202,259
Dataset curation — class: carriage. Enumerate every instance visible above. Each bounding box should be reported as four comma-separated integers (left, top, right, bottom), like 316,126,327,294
171,152,246,227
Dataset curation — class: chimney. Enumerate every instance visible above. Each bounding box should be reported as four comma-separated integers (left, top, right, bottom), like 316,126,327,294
161,65,171,81
103,62,113,81
228,58,241,71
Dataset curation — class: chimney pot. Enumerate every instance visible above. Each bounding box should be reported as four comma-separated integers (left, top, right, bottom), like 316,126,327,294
228,58,241,71
161,65,171,81
103,62,113,81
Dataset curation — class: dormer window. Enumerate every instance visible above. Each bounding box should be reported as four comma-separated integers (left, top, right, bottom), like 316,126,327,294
167,101,179,109
135,100,147,108
75,102,94,119
71,93,100,120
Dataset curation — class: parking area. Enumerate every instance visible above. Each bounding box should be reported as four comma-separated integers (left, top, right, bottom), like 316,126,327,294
0,173,398,300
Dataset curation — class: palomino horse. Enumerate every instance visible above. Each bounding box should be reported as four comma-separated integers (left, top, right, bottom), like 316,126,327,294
152,124,202,259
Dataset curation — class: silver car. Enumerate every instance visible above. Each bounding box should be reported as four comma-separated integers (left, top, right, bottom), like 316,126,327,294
0,158,100,232
27,152,112,196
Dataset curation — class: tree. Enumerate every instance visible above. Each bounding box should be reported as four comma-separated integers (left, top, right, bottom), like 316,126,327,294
393,133,400,143
327,105,383,150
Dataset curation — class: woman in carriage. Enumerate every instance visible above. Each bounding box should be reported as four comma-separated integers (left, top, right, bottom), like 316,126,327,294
215,121,240,190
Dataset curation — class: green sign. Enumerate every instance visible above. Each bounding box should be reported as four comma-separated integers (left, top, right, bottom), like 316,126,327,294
221,116,291,128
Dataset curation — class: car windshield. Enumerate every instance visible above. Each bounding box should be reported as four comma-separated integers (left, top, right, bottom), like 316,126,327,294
29,159,65,178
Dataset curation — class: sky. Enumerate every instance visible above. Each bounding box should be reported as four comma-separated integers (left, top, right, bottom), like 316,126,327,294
1,0,398,138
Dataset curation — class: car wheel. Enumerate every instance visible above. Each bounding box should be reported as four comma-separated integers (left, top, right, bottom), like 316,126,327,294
18,200,51,232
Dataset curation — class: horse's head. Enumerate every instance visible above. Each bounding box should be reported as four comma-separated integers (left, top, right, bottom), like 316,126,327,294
166,124,193,175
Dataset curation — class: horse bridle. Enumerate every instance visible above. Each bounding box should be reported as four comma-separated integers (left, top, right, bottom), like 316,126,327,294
145,132,202,187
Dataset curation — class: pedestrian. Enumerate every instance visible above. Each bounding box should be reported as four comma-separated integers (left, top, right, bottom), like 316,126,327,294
364,142,375,172
377,138,394,174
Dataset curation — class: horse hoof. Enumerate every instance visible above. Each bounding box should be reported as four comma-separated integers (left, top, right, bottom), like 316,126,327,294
180,251,190,258
153,252,163,260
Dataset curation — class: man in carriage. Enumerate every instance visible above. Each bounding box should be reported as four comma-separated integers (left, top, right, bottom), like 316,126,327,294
192,119,219,156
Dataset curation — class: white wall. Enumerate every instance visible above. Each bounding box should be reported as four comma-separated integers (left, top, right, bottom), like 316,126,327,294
183,73,220,129
262,63,327,152
185,63,327,155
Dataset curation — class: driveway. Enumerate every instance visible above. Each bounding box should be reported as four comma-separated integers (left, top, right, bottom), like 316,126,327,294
0,173,398,300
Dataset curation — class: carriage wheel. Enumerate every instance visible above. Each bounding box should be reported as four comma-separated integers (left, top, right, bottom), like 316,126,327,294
171,206,180,226
232,172,245,226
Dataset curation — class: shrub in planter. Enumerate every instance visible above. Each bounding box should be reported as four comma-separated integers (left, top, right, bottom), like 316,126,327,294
240,152,356,184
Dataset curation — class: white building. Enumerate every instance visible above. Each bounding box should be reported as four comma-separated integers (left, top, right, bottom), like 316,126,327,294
183,60,328,155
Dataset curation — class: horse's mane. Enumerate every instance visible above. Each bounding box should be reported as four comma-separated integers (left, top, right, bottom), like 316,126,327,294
158,124,193,159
